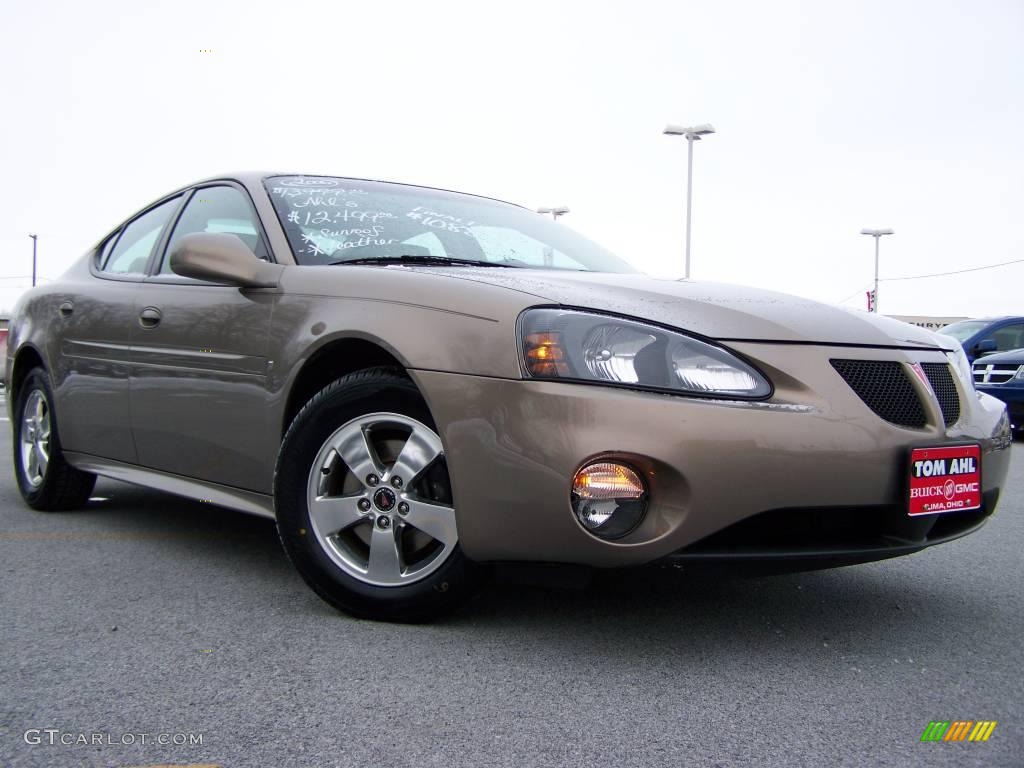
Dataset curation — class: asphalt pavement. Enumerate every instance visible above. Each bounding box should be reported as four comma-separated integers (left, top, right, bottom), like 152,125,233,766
1,399,1021,768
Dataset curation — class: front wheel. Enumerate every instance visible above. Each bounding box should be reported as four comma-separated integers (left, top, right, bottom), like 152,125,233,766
274,368,478,621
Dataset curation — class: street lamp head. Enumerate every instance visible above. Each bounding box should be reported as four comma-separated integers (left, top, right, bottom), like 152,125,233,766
664,123,716,138
860,228,894,236
687,124,716,136
538,206,569,218
29,233,37,239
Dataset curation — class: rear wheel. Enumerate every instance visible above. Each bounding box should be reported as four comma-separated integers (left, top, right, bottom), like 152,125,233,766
13,368,96,510
275,368,477,621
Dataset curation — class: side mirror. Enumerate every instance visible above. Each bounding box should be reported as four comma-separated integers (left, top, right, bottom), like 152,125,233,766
169,233,283,288
973,339,997,356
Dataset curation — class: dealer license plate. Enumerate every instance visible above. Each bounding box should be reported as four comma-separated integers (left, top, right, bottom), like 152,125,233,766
908,445,982,516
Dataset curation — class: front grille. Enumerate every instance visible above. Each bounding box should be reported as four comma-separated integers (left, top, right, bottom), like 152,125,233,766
673,493,995,556
830,359,926,428
973,363,1021,385
921,363,961,426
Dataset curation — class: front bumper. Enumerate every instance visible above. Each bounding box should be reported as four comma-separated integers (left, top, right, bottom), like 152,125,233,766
412,342,1011,567
976,384,1024,427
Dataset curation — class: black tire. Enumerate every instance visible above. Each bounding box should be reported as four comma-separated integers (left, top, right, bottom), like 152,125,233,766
274,367,479,621
12,368,96,511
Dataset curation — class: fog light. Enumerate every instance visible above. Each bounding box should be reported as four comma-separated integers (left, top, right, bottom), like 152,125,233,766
571,461,648,540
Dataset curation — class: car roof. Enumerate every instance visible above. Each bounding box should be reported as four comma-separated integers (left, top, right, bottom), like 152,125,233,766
191,171,529,211
96,171,533,251
948,316,1024,326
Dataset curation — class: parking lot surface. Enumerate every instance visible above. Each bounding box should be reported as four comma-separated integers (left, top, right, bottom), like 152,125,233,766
1,403,1021,767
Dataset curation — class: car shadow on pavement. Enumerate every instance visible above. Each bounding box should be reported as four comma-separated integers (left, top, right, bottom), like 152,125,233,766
443,560,1000,662
49,477,293,573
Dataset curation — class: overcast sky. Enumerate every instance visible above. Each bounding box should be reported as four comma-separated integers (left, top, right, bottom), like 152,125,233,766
1,0,1021,317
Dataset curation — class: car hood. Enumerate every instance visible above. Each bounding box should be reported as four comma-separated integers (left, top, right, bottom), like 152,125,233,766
427,268,947,348
973,348,1024,365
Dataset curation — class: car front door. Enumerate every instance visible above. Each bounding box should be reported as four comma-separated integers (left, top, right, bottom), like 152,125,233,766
990,322,1024,354
128,183,277,492
54,195,184,463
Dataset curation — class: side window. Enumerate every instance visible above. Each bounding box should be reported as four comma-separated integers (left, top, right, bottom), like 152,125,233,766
992,323,1024,352
97,233,118,269
102,196,182,275
160,186,268,274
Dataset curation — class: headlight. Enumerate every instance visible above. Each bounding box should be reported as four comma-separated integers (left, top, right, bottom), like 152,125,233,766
1015,366,1024,381
938,334,975,390
519,308,772,399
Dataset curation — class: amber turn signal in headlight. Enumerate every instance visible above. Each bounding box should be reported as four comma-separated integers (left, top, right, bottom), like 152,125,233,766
571,461,648,539
524,331,570,377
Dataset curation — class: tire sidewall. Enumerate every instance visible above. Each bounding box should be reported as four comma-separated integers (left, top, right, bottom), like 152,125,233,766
275,371,475,621
12,368,60,504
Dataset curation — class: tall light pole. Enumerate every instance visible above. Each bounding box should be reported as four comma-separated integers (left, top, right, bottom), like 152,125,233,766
537,206,570,221
859,228,894,313
537,208,569,266
29,234,38,287
664,123,715,279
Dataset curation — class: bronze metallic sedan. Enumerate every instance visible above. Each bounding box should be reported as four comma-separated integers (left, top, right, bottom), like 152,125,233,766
6,173,1012,620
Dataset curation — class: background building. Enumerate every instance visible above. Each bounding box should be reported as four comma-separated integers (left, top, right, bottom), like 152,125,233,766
888,315,969,332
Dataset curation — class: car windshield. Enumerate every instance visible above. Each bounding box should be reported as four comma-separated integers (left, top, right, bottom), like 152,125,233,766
939,320,988,342
264,176,637,272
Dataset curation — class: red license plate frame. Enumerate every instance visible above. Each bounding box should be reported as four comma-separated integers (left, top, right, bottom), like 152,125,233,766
907,444,982,516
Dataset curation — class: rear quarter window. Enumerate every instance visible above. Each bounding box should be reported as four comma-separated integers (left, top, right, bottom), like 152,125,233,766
101,196,182,275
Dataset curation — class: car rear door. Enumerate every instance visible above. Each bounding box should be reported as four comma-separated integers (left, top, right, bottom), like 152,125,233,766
128,182,278,492
54,195,184,463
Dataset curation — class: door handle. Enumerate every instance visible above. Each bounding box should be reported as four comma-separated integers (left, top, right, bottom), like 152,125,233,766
58,301,74,317
139,307,162,328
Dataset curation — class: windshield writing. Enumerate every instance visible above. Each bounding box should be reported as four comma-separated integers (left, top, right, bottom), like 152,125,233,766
264,176,636,273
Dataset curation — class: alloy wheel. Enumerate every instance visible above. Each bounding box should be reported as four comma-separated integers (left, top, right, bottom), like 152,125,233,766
305,412,457,587
20,389,51,488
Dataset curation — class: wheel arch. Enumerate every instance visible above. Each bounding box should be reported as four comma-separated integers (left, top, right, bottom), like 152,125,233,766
9,343,47,406
281,335,416,437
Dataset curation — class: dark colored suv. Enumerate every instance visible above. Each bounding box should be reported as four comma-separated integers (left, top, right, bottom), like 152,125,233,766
941,317,1024,363
973,348,1024,435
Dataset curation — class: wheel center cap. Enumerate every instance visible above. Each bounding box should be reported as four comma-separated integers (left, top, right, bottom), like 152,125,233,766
373,487,397,512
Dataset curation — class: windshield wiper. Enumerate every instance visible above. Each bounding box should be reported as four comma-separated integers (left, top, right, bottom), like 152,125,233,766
328,254,524,268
